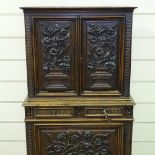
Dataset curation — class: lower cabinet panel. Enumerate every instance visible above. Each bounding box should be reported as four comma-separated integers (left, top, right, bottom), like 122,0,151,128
31,122,124,155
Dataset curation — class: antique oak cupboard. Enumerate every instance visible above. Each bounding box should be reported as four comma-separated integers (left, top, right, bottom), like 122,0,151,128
21,7,136,155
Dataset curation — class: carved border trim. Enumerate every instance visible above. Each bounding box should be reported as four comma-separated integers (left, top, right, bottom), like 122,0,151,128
124,13,133,96
124,122,133,155
26,123,33,155
25,14,35,97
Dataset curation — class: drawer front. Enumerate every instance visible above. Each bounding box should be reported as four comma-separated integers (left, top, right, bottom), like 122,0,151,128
25,106,132,119
35,108,73,118
85,107,124,117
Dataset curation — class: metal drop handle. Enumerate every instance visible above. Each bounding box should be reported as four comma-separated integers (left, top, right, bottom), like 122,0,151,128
102,109,111,124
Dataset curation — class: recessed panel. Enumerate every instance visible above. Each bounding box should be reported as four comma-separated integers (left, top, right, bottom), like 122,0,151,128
81,17,125,96
33,18,78,96
34,123,123,155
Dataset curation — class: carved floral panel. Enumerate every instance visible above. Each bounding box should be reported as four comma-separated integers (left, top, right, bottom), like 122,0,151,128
35,124,122,155
83,21,119,90
45,131,112,155
40,22,71,74
37,20,76,93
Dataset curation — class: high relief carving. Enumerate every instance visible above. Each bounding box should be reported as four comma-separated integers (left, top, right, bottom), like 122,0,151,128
87,22,118,72
38,21,74,91
85,22,118,90
40,22,71,74
46,131,112,155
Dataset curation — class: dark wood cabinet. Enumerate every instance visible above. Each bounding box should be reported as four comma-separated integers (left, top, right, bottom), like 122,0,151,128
22,7,136,155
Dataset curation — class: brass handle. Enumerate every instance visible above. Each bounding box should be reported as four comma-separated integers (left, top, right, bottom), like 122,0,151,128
102,109,111,124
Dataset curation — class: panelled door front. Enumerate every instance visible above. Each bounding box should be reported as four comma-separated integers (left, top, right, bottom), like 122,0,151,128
34,122,123,155
32,14,126,97
80,16,125,96
33,16,78,97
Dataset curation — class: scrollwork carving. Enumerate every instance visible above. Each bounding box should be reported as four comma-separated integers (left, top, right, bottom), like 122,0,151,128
46,131,111,155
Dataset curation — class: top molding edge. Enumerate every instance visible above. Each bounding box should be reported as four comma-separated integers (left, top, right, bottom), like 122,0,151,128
20,7,137,12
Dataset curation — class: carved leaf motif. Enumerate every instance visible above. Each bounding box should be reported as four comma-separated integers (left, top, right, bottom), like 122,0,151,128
46,131,112,155
87,22,118,73
40,22,71,74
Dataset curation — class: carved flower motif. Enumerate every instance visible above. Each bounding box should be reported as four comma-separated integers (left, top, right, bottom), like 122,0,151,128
46,26,54,32
57,40,65,47
46,142,67,154
98,147,111,155
86,149,95,155
88,63,95,70
55,24,61,29
104,61,116,71
90,24,101,36
83,131,93,141
70,134,80,144
78,142,94,154
53,144,64,152
57,132,67,141
49,48,59,57
59,62,71,72
43,63,50,71
57,55,71,72
43,36,51,43
60,28,69,35
62,55,71,62
104,28,114,35
96,47,105,56
93,134,109,146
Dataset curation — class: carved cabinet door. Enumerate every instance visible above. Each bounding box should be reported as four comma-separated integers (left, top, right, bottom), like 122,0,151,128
80,16,125,96
33,122,124,155
32,17,78,97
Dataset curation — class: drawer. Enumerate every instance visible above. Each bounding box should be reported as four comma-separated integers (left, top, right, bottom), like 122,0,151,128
25,106,132,119
35,107,73,118
85,107,124,117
